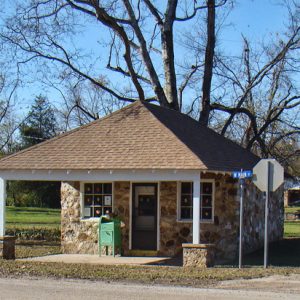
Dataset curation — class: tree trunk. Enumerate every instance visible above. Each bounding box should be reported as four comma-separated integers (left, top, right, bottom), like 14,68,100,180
199,0,215,126
161,0,179,110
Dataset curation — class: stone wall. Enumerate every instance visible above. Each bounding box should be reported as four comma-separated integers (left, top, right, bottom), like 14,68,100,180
159,181,192,256
61,181,131,255
159,175,240,262
113,182,130,255
61,181,98,254
61,177,283,262
243,182,284,255
268,186,284,242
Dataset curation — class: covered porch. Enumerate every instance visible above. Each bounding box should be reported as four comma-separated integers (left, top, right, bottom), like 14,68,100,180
0,168,216,265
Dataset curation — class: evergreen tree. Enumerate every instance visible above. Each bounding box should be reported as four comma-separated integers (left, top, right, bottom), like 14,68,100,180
20,95,57,148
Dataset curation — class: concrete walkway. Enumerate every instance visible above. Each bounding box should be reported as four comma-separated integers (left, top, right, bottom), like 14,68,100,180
19,254,173,265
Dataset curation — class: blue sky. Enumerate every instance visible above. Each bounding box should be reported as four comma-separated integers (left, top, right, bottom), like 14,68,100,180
221,0,288,53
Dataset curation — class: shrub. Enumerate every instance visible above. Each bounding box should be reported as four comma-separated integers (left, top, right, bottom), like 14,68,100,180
6,225,61,242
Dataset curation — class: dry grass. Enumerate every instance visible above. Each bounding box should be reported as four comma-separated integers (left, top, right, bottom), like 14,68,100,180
0,244,298,287
0,259,299,287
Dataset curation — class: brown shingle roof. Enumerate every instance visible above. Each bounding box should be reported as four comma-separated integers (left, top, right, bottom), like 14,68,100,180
0,101,259,171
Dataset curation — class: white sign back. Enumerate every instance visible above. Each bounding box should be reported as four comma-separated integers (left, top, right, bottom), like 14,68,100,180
252,159,284,192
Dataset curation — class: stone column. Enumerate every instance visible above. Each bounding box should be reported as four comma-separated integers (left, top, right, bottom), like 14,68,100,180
0,236,17,260
182,243,215,268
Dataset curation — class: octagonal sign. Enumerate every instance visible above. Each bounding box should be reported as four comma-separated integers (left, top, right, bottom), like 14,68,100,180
253,159,284,192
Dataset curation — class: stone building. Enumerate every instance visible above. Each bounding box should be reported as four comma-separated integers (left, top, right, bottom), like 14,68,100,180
0,101,284,264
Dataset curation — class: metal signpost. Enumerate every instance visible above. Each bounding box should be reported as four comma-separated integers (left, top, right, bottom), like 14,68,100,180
253,159,284,268
232,169,253,269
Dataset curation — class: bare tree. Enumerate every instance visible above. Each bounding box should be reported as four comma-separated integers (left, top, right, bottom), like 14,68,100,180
0,0,228,112
0,73,20,153
210,16,300,169
51,78,126,130
0,0,299,173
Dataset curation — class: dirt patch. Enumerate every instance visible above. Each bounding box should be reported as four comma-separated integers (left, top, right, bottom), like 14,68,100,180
218,274,300,294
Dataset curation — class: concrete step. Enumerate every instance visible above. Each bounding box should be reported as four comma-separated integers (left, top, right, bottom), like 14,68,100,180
128,250,158,257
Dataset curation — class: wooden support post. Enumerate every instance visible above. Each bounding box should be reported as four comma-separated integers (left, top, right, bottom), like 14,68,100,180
0,178,6,237
192,175,201,244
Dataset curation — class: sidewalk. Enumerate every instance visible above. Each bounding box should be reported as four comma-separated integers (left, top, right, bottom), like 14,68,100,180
20,254,173,266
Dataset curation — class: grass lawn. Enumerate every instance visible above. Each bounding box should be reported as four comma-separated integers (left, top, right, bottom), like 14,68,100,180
285,205,300,214
284,204,300,238
284,221,300,237
6,206,61,228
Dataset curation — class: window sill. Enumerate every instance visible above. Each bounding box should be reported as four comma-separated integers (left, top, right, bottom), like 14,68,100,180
80,218,100,222
177,219,214,224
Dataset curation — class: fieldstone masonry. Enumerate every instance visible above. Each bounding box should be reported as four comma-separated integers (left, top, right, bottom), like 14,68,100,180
113,182,130,255
159,175,241,262
0,236,17,259
61,181,98,254
182,243,215,267
61,175,283,263
243,183,284,254
61,181,131,255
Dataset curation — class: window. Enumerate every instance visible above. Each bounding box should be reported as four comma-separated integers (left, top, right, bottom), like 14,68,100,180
180,182,193,219
83,183,113,218
179,181,214,222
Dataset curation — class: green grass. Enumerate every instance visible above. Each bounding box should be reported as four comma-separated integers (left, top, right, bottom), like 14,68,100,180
284,221,300,238
284,204,300,238
6,206,61,228
285,205,300,214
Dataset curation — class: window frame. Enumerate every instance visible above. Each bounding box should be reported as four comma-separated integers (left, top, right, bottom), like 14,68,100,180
80,181,114,220
177,179,215,223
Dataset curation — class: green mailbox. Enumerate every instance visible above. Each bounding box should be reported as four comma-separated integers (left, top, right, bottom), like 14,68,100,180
99,216,121,257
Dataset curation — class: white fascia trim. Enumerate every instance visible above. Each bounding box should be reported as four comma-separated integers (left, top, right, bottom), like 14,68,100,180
0,169,201,182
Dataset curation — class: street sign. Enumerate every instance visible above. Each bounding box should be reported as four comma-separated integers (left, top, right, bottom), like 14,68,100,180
253,159,284,192
231,169,252,269
232,170,253,179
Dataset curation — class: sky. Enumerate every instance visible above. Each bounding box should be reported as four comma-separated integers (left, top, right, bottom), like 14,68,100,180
221,0,288,53
2,0,292,116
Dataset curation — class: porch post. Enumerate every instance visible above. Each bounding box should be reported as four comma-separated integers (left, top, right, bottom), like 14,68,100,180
192,174,201,244
0,178,6,236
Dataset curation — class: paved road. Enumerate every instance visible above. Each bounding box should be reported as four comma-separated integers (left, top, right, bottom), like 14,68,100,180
0,277,300,300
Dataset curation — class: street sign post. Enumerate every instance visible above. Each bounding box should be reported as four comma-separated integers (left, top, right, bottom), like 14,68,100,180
231,169,252,269
253,159,284,268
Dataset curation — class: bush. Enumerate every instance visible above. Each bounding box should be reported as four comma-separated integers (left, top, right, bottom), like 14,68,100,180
6,225,61,242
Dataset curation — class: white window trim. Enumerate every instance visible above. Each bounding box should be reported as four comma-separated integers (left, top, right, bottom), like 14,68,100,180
177,179,215,224
80,181,114,221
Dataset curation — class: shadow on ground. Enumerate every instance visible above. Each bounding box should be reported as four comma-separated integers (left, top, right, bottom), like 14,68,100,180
221,238,300,267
